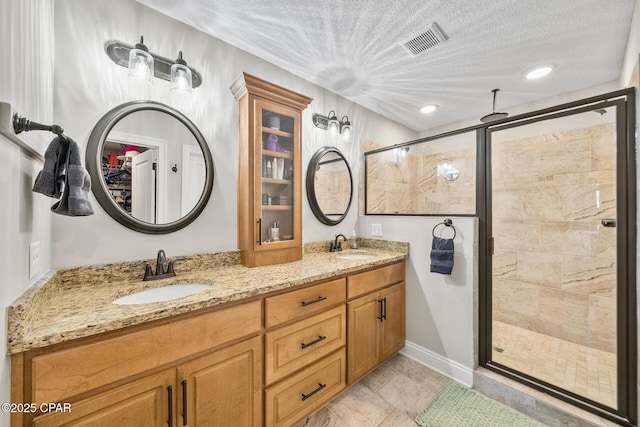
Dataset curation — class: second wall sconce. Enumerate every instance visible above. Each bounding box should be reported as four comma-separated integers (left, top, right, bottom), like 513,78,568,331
313,110,352,141
106,35,202,94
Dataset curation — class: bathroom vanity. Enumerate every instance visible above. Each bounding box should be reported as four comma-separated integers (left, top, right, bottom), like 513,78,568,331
8,241,407,426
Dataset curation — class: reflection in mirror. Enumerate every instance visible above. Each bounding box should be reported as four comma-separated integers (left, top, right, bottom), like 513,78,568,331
306,147,353,225
364,131,476,215
87,101,214,234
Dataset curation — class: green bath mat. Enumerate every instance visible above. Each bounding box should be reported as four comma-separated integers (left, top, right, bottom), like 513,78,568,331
415,381,545,427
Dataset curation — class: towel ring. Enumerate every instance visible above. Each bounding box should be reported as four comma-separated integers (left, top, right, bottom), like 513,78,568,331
432,218,456,239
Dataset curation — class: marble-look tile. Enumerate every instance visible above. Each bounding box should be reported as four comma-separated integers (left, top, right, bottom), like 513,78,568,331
562,184,616,221
516,251,562,288
377,410,417,427
492,139,541,179
493,279,539,317
521,184,564,221
540,137,591,176
562,256,616,297
328,383,393,426
589,222,616,260
539,288,589,329
381,354,448,391
374,370,437,417
492,188,521,219
588,295,616,336
493,251,517,280
493,219,540,252
296,406,344,427
539,221,590,257
591,126,616,172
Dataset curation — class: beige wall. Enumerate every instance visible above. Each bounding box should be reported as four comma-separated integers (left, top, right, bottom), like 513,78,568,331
492,122,617,353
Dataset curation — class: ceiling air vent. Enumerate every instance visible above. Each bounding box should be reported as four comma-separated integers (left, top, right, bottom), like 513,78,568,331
400,22,449,57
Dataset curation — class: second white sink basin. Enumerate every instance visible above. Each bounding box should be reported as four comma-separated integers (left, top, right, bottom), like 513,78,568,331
337,253,375,260
113,284,212,305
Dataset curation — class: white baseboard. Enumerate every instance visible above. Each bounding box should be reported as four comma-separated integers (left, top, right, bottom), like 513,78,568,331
399,340,474,387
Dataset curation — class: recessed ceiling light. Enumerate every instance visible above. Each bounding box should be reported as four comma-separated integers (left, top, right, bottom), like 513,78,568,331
525,65,554,80
420,104,438,114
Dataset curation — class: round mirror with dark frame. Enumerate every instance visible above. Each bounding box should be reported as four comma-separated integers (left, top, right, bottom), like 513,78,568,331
306,146,353,225
86,100,214,234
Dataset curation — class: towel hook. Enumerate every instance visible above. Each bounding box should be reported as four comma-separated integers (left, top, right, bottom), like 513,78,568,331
432,218,456,239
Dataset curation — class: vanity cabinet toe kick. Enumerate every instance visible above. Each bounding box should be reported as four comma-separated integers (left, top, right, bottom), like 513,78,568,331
10,259,405,427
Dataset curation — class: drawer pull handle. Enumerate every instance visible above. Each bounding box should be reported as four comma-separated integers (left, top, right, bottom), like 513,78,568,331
167,385,173,427
301,335,327,349
301,383,327,401
301,296,327,307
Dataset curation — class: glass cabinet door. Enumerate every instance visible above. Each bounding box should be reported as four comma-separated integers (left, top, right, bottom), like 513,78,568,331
254,100,300,250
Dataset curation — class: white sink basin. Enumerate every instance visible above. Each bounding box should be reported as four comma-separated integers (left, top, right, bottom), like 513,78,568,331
112,284,212,305
337,253,375,260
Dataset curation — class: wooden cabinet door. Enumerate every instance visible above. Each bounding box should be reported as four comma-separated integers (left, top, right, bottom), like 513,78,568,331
177,336,262,427
379,282,405,361
347,292,380,383
33,369,175,427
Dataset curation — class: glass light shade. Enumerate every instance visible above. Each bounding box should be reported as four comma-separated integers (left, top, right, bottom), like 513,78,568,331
340,116,351,141
170,63,193,94
128,48,154,84
327,111,339,136
341,123,351,141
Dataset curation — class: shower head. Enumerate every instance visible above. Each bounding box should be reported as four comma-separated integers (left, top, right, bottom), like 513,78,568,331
480,89,509,123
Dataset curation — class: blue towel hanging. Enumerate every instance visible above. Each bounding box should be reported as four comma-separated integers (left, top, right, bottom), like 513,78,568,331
430,219,456,275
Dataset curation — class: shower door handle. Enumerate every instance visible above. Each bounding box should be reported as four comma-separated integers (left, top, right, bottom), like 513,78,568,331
601,218,617,228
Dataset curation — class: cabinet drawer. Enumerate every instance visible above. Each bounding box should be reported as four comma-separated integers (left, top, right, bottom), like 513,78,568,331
265,305,346,385
265,278,346,327
265,349,346,427
347,261,405,299
32,300,261,404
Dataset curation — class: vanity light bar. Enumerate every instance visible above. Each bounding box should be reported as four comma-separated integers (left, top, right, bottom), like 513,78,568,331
105,40,203,88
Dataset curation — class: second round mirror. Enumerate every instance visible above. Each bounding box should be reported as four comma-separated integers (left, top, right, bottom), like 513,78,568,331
306,147,353,225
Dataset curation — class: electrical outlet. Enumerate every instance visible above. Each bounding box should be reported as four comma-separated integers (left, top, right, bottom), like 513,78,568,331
29,241,41,279
371,223,383,237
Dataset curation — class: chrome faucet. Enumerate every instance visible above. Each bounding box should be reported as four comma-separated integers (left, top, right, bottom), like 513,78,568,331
330,234,348,252
143,249,176,281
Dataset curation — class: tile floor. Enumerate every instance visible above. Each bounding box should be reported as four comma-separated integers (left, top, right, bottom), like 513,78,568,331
297,354,449,427
492,321,617,409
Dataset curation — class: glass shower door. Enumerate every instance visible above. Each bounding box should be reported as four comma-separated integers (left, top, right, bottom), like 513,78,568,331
488,103,622,410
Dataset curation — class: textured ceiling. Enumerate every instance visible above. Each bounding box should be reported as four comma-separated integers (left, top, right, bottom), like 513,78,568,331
137,0,636,132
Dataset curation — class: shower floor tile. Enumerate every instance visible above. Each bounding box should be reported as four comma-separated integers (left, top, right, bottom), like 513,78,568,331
492,321,617,408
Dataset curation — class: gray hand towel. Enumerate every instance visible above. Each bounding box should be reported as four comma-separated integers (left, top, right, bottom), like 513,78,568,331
430,236,454,275
33,136,94,216
32,136,69,198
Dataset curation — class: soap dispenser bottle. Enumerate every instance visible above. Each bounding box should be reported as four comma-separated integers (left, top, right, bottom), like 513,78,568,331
350,229,358,249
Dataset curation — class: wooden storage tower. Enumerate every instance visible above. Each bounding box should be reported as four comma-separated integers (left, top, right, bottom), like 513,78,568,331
231,73,312,267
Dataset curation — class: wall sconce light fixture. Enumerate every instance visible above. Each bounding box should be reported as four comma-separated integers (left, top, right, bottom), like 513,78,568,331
437,159,460,181
395,146,410,164
106,35,203,92
313,110,352,141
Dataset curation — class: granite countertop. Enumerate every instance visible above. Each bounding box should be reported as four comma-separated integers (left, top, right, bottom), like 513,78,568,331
7,239,408,354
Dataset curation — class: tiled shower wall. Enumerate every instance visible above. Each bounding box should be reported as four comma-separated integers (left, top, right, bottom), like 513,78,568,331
366,146,476,215
492,123,617,353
